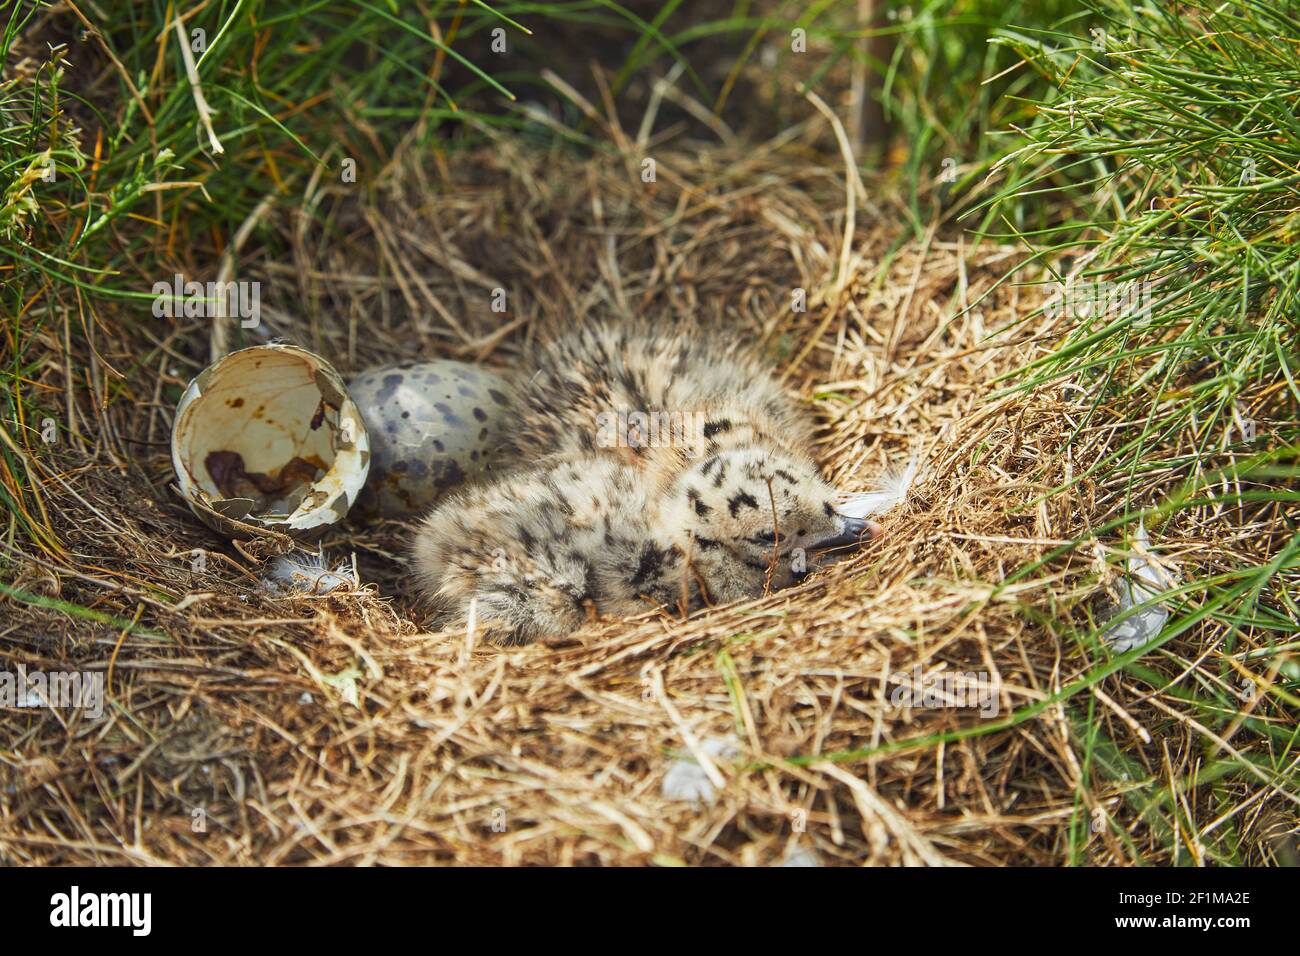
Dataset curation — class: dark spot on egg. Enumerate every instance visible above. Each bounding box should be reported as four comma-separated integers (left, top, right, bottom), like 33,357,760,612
375,373,403,403
488,389,509,405
435,458,466,489
435,402,463,426
472,407,487,422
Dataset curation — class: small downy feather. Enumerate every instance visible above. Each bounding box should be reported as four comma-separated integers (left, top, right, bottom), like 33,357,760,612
836,457,919,520
1100,522,1179,653
263,546,358,595
661,735,740,806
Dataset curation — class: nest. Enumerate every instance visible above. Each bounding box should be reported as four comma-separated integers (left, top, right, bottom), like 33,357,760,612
2,108,1295,865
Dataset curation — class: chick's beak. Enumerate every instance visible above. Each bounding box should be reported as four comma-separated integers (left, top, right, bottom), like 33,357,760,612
810,514,883,553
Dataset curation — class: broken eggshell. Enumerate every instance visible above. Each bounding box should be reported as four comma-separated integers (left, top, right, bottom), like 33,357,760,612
171,344,371,542
348,360,511,517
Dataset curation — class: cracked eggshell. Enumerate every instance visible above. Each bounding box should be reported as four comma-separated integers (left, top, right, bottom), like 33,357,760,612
348,360,511,517
171,344,371,543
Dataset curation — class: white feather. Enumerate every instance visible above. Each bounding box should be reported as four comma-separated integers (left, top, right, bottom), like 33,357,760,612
777,847,822,867
836,457,919,519
1101,522,1179,652
263,546,358,595
661,736,739,806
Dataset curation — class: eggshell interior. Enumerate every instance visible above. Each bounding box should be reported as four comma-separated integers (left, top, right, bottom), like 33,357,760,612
181,355,334,491
172,345,369,535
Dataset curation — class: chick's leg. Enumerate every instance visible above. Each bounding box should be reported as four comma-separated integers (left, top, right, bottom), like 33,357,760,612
410,472,595,645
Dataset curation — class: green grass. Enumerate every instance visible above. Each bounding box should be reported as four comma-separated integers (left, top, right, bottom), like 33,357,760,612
973,0,1300,859
979,0,1300,639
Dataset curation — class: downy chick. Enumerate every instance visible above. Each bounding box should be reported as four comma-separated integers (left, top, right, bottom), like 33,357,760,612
411,326,876,645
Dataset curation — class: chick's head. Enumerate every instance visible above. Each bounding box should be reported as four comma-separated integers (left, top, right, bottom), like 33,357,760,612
663,446,878,600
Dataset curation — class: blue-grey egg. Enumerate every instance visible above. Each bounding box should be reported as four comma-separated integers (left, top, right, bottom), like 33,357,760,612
348,360,511,517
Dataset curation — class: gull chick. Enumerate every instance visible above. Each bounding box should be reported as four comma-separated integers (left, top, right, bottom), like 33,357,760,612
411,326,879,645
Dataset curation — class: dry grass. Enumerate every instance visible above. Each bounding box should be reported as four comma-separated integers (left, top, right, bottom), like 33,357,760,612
2,106,1296,866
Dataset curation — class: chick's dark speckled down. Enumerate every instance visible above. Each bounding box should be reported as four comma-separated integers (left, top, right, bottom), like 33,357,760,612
411,326,867,645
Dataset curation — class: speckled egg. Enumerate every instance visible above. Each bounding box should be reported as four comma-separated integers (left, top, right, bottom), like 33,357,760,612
348,360,511,517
